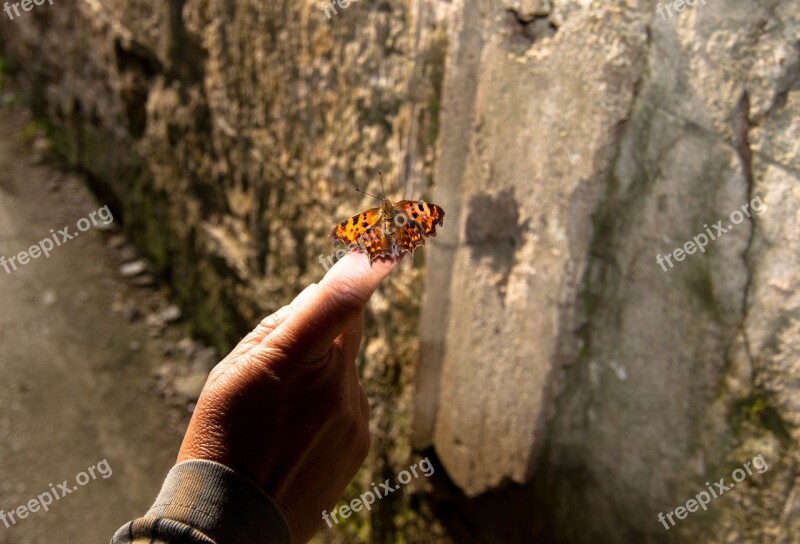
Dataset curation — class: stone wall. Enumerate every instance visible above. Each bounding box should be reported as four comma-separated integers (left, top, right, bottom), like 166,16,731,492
2,0,799,542
416,0,800,542
1,0,448,541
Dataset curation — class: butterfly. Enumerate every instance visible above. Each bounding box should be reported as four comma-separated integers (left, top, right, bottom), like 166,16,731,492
330,172,445,264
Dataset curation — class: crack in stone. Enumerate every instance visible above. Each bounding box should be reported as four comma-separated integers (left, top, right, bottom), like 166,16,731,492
733,90,757,374
648,104,800,178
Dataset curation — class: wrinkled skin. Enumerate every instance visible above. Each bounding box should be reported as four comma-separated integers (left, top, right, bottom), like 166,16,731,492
177,252,401,543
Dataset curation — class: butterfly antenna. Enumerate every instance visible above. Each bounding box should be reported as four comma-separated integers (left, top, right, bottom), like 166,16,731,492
378,169,387,199
353,186,382,201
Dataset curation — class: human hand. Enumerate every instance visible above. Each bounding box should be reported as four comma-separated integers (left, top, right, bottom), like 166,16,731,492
176,252,401,543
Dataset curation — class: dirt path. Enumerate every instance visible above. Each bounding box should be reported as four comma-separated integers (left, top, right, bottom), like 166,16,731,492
0,103,191,542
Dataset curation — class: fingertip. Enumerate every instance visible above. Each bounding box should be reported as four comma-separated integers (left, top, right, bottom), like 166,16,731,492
266,252,401,360
321,251,402,298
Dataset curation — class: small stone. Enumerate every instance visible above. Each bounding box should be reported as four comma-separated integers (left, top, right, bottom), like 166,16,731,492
120,259,148,277
129,340,142,352
152,362,175,381
177,337,195,356
32,138,53,165
161,305,181,323
107,234,126,249
146,312,165,328
173,371,208,402
33,137,50,154
42,290,57,306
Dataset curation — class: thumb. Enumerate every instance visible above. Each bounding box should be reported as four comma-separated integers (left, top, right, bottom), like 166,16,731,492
267,252,401,361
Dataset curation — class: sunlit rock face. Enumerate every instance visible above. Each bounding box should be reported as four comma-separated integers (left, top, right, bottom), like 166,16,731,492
417,1,800,543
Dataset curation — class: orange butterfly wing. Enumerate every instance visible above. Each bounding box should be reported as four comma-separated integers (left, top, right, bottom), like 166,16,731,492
394,200,445,235
394,219,426,255
392,200,445,255
329,207,390,263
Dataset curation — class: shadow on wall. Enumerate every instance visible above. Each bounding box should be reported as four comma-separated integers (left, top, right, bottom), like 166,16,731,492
464,188,527,297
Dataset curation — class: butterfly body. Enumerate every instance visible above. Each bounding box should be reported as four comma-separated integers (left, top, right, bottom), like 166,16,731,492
330,197,445,264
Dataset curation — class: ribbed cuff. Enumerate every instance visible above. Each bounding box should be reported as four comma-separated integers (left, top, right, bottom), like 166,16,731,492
146,459,292,544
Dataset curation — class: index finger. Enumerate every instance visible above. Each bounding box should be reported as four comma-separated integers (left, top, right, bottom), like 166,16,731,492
267,252,402,361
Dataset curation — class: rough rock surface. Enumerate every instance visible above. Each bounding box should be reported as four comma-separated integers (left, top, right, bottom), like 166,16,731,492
416,0,800,543
1,0,448,541
2,0,799,542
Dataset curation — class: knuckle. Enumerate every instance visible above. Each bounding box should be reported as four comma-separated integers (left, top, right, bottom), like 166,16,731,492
321,281,368,315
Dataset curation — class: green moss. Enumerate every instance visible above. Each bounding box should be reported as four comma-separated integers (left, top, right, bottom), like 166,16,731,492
730,396,792,447
42,119,78,167
686,264,720,319
580,201,616,317
22,120,45,140
419,30,447,153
